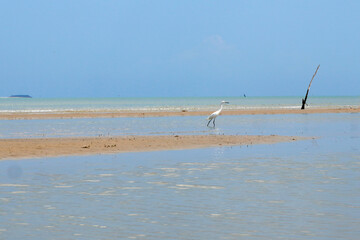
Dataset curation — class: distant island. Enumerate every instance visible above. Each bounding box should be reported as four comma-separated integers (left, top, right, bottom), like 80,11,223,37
9,95,32,98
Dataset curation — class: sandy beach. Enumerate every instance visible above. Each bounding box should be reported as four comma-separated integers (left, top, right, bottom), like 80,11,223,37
0,107,359,120
0,135,308,160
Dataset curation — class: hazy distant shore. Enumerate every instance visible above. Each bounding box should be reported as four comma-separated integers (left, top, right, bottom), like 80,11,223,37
0,135,310,160
0,107,359,120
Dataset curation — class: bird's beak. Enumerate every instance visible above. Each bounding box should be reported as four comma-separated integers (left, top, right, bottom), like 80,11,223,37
225,101,229,104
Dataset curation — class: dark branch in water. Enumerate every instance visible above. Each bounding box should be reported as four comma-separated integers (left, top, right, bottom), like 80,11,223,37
301,65,320,110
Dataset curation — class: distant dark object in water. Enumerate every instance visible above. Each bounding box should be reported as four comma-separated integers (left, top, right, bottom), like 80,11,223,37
244,94,246,97
9,95,32,98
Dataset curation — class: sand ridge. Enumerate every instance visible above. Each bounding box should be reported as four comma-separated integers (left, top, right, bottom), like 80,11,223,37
0,135,311,160
0,107,359,120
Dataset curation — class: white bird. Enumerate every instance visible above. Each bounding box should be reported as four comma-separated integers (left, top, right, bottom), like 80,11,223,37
207,100,229,127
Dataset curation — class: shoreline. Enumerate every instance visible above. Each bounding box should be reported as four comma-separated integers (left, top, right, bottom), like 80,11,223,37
0,135,310,160
0,107,359,120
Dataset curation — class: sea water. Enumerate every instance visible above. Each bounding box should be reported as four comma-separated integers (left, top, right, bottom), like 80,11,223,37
0,110,359,139
0,96,359,113
0,112,359,239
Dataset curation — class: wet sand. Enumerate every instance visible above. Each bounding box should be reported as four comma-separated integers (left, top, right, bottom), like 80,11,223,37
0,107,359,120
0,135,308,160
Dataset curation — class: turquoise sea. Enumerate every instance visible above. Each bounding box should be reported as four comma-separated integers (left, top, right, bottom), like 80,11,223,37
0,96,359,113
0,96,359,239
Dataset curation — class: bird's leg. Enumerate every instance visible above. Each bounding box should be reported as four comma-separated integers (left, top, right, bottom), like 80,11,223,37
213,118,216,127
207,119,212,127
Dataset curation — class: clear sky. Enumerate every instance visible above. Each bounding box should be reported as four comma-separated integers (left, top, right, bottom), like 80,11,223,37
1,0,359,98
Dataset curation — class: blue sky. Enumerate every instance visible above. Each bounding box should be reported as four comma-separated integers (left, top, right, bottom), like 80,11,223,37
0,0,359,98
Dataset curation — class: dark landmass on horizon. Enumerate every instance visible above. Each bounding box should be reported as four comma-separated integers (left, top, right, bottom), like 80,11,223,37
9,95,32,98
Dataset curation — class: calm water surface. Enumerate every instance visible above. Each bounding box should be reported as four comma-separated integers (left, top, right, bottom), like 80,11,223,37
1,96,359,113
0,113,359,239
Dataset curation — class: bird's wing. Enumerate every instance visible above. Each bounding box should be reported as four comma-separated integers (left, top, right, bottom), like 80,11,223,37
207,110,219,119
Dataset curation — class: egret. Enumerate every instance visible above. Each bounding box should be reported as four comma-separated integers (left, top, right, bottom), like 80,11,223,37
207,101,229,127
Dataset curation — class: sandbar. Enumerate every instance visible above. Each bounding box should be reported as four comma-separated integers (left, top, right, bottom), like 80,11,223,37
0,107,359,120
0,135,309,160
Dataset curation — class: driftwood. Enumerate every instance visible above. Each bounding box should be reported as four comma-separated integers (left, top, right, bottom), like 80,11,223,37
301,64,320,109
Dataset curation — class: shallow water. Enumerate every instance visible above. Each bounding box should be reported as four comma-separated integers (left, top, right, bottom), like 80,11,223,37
0,113,359,239
1,96,359,113
0,112,359,139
